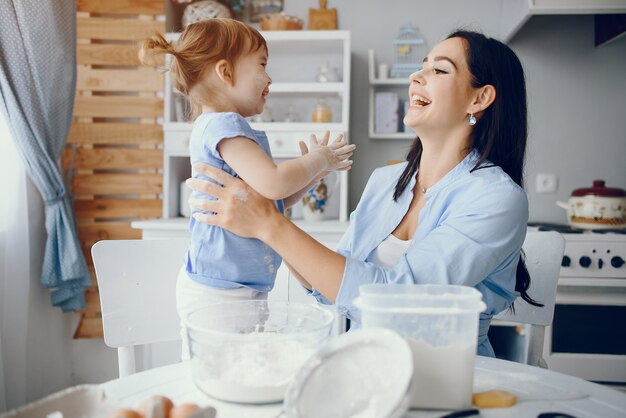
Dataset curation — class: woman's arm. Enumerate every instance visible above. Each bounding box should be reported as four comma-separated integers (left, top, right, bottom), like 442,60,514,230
283,261,312,290
217,132,353,201
188,164,345,301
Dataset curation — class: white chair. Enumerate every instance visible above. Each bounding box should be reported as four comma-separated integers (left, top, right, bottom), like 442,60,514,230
91,238,189,377
494,231,565,368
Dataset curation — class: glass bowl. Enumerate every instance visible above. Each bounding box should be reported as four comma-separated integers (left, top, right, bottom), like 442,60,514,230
184,300,334,404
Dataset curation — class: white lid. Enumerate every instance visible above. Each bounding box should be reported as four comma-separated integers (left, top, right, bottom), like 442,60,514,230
283,328,413,418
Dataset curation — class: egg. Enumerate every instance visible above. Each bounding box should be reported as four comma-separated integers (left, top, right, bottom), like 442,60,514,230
169,403,201,418
107,408,144,418
138,395,174,418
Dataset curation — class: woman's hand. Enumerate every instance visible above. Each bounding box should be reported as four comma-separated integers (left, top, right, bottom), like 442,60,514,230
186,164,280,240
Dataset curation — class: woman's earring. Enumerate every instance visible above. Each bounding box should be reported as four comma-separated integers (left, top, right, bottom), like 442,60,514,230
468,114,477,126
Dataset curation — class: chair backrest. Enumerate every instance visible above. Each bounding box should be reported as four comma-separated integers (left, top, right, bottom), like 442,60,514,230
91,238,189,377
494,231,565,367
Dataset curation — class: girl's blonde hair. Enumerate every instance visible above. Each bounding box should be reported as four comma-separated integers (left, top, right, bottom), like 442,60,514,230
139,18,267,119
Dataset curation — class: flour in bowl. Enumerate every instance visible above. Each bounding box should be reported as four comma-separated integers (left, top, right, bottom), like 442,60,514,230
192,333,316,403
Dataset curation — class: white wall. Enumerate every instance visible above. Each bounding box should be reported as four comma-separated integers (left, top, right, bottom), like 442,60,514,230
284,1,626,223
512,15,626,222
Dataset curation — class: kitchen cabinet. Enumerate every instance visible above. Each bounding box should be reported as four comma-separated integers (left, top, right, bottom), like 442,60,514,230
500,0,626,42
367,49,414,140
132,30,351,309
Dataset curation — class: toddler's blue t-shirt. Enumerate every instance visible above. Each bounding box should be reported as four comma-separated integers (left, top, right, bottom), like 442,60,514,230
185,112,284,291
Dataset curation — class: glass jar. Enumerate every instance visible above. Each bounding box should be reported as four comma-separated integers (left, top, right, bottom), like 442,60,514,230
284,105,301,123
316,62,339,83
312,99,332,123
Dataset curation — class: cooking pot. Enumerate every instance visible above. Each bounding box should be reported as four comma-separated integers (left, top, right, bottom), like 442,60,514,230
556,180,626,230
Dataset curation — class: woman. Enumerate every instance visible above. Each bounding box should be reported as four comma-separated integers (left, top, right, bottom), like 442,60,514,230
186,30,539,357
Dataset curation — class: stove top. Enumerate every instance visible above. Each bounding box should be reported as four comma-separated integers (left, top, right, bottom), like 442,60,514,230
528,222,626,235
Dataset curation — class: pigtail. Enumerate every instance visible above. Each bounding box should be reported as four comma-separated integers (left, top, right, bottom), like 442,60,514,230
139,33,175,67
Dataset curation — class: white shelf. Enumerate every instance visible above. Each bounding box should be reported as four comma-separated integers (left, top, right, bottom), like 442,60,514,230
261,30,350,42
249,122,346,132
369,132,415,140
270,82,344,93
164,122,347,133
368,49,414,140
369,78,409,86
132,217,349,233
161,31,351,222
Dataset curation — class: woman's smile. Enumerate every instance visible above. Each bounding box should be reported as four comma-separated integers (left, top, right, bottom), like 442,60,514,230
410,94,431,107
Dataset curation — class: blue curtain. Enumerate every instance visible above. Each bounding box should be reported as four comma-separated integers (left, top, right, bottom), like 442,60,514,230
0,1,90,311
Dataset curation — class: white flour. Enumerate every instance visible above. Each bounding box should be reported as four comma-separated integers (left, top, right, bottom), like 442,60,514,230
233,188,248,202
193,334,315,403
407,339,475,409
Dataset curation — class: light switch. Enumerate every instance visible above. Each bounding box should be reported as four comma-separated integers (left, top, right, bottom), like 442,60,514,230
536,173,558,193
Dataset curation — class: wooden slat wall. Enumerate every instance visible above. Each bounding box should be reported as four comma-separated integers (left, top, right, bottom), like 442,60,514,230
68,0,165,338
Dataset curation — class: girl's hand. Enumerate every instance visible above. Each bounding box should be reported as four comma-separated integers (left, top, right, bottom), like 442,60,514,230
186,164,279,240
303,131,355,172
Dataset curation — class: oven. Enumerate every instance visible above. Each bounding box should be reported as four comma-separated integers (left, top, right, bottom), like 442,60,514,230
490,226,626,390
543,231,626,388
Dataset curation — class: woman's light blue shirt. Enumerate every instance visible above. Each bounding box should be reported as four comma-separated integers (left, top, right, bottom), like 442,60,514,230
311,150,529,356
186,112,284,291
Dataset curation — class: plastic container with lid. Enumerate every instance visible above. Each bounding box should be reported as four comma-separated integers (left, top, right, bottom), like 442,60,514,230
354,284,486,410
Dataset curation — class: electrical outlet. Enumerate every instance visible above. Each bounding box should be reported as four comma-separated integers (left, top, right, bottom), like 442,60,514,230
536,173,558,193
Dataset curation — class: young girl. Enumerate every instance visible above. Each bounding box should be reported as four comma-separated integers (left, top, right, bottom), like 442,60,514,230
139,18,354,353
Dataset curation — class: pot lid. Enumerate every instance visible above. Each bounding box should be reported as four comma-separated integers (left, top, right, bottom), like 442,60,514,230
572,180,626,197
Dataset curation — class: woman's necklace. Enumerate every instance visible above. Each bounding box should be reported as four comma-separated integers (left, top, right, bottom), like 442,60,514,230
417,176,428,194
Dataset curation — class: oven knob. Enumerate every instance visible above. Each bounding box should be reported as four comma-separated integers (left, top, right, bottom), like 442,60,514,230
598,258,604,269
611,256,625,268
579,256,592,268
561,256,571,267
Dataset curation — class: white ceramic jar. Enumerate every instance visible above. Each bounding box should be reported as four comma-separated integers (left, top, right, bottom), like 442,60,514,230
557,180,626,229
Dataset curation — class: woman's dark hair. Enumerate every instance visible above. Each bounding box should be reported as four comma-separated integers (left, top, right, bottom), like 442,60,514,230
393,30,541,307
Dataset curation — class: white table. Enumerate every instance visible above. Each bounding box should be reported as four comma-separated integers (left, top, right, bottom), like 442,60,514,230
101,356,626,418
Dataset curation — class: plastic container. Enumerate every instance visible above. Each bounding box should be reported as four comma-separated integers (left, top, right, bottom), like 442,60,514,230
354,284,486,410
184,300,334,404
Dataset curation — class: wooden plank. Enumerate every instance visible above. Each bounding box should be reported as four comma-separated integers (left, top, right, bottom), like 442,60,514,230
77,0,163,15
64,147,163,170
67,122,163,145
81,241,96,268
74,95,163,118
78,222,142,241
72,173,162,195
74,198,162,219
73,315,103,339
77,67,163,92
83,290,103,317
77,44,149,66
77,17,165,41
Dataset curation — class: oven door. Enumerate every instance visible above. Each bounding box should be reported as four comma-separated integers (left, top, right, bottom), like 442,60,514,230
544,282,626,384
